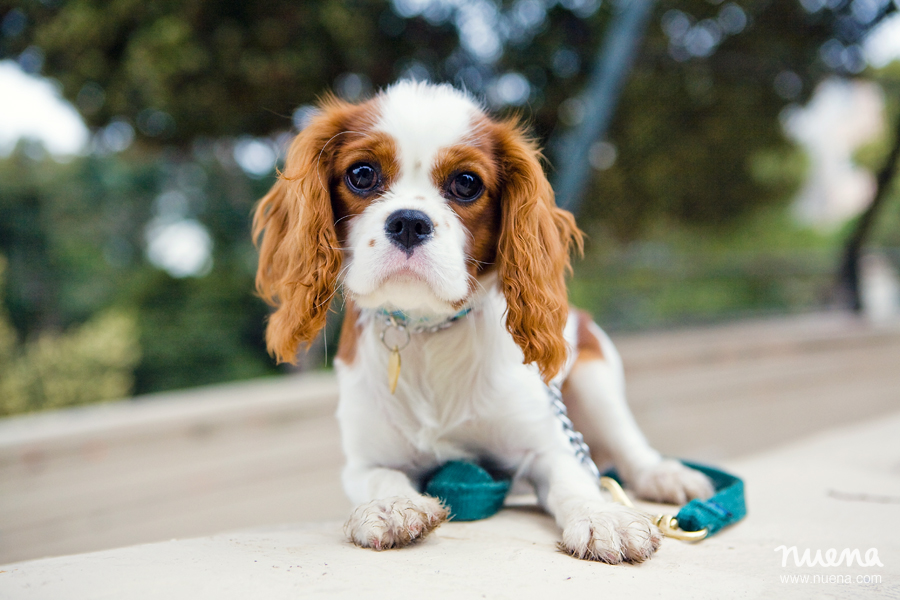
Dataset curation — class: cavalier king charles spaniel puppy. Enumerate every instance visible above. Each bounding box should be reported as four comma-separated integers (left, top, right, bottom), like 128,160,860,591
253,81,713,563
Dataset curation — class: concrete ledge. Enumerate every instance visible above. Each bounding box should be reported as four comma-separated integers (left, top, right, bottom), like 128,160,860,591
0,373,338,453
2,411,898,599
0,373,348,564
2,312,899,566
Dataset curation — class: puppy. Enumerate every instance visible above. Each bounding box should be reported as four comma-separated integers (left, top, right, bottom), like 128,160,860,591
253,81,713,563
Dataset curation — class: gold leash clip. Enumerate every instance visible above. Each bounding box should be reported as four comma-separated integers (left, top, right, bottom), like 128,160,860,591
599,476,708,543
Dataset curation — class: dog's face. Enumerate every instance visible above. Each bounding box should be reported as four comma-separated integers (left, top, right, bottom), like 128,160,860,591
253,81,582,380
333,84,501,315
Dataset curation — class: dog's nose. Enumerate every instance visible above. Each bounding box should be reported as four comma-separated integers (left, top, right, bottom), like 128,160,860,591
385,209,434,252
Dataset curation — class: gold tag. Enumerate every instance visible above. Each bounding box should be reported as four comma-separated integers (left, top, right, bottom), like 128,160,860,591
388,346,401,394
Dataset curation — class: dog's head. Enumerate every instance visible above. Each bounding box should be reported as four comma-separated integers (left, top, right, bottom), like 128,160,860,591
253,81,582,380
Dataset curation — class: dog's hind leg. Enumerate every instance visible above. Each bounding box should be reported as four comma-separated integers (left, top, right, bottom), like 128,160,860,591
563,315,714,505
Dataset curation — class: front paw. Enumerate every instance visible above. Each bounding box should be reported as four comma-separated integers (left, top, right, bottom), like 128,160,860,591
560,503,662,563
631,459,715,505
344,495,448,550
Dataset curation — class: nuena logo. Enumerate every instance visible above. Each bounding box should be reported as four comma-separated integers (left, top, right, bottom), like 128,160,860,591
774,546,884,568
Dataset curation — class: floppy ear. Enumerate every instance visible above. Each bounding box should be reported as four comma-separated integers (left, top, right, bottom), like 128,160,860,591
252,104,348,364
494,120,584,382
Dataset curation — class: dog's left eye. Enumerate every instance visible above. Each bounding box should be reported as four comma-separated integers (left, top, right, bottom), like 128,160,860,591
345,163,379,194
448,172,484,203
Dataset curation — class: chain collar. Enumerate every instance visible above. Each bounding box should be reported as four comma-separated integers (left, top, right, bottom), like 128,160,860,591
378,307,473,335
377,307,474,392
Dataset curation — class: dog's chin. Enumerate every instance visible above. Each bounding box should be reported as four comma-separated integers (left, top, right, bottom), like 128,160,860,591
348,275,466,317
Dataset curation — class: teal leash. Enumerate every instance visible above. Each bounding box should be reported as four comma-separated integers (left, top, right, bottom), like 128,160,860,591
423,382,747,539
673,461,747,537
599,462,746,541
424,461,511,521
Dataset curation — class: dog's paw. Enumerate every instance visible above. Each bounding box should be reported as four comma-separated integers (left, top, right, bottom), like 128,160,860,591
344,495,448,550
630,459,715,505
560,503,661,563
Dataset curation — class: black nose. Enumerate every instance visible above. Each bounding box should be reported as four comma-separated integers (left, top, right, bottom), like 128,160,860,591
385,209,434,252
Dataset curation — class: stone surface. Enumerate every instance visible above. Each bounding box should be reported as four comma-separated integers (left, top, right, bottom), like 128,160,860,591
1,411,897,599
2,311,899,578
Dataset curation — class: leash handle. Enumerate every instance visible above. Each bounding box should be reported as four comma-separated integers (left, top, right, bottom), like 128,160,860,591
600,461,746,541
675,461,747,537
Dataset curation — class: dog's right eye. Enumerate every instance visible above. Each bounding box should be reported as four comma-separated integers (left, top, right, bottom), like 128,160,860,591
345,163,379,194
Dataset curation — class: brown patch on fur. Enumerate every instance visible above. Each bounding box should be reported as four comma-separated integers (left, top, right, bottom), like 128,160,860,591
573,308,605,364
333,132,399,187
430,144,498,192
331,131,399,243
485,116,584,382
431,140,502,278
252,94,380,364
335,300,361,366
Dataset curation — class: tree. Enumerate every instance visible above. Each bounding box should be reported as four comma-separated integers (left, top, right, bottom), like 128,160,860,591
546,0,895,235
1,0,458,143
839,72,900,311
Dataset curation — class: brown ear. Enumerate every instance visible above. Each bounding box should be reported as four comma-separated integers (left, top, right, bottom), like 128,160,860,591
252,104,349,364
494,120,584,382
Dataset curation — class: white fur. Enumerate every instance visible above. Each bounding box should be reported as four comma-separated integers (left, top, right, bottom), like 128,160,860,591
332,82,712,562
335,290,712,562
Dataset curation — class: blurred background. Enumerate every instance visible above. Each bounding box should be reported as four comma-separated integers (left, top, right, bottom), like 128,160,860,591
1,0,900,564
1,0,899,412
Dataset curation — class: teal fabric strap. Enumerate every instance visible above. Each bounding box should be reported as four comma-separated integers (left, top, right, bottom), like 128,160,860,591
424,461,511,521
601,460,746,537
674,461,747,536
425,459,746,537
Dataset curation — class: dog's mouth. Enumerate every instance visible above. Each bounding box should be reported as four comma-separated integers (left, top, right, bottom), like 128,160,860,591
346,258,467,315
384,269,427,284
377,249,435,283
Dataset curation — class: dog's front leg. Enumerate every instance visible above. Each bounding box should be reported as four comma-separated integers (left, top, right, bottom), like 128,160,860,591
342,465,448,550
529,450,661,563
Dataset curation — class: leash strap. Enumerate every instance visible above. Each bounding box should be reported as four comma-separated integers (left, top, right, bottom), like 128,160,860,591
426,373,747,537
600,461,746,540
673,461,747,537
548,379,746,540
547,380,601,478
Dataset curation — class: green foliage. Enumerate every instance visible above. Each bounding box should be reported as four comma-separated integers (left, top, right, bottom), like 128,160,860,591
569,0,831,236
0,149,155,337
0,148,279,397
3,0,457,143
0,257,141,415
4,0,854,235
569,208,841,329
124,260,276,393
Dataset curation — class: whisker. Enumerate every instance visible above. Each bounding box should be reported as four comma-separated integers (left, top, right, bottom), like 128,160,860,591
333,214,355,227
314,130,370,194
315,279,345,310
465,257,493,268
